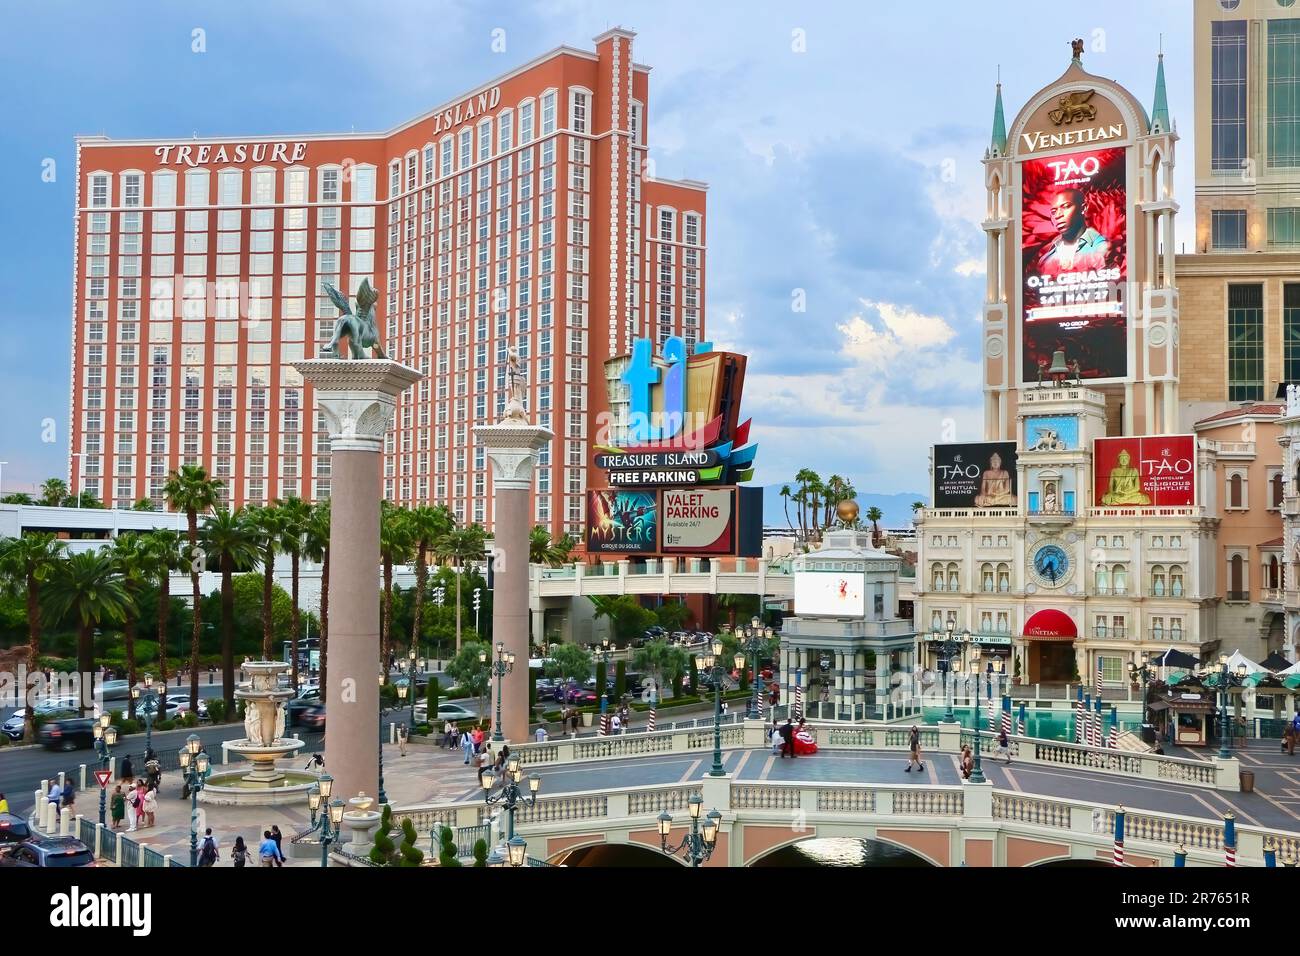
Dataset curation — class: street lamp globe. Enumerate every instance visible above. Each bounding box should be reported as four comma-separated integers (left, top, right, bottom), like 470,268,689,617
506,753,521,777
703,808,722,846
481,768,496,792
479,649,488,663
712,637,724,658
397,684,408,702
93,723,103,742
751,616,761,630
104,725,118,747
657,810,673,838
328,799,345,826
1219,653,1228,667
700,651,714,670
528,773,541,795
178,749,190,770
734,653,745,672
98,712,111,730
186,733,202,756
308,784,322,813
408,647,417,662
688,792,703,819
318,772,333,799
507,835,528,867
196,751,209,775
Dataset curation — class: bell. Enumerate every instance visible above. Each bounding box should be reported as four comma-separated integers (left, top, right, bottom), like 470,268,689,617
1048,350,1069,375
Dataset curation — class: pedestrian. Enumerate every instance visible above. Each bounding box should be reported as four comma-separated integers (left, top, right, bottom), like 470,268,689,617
993,728,1011,764
535,724,549,743
120,754,134,785
443,720,454,749
258,829,278,867
61,776,76,811
143,786,157,827
959,745,973,779
610,712,622,734
778,718,794,758
398,723,408,757
770,720,783,756
110,786,125,830
461,726,475,765
477,745,492,786
231,836,249,868
125,784,139,831
271,825,286,866
198,828,218,867
905,725,925,773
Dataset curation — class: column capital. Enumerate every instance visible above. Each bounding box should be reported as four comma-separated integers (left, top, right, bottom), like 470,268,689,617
293,359,422,453
473,421,555,490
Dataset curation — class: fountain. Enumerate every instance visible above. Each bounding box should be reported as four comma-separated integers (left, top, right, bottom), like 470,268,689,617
198,660,321,806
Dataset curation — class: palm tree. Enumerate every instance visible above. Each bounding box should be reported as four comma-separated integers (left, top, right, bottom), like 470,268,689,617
808,476,825,536
1,493,34,505
436,523,487,652
132,498,156,512
779,485,793,530
409,506,454,659
379,502,414,680
246,503,287,661
529,525,571,567
793,469,820,539
201,509,259,717
276,495,313,690
865,506,884,547
0,534,65,739
163,465,222,712
39,478,68,507
139,529,183,690
304,502,331,702
109,535,149,718
43,550,131,716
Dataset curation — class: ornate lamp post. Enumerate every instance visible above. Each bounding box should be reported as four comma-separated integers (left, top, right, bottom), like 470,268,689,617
480,753,540,840
1211,655,1248,760
932,620,966,723
399,647,425,729
480,641,515,743
131,675,160,757
1128,654,1155,744
657,792,721,867
735,618,768,719
590,637,612,735
699,638,727,776
91,714,118,827
177,734,209,866
966,662,986,784
486,834,530,867
377,674,389,805
306,773,344,868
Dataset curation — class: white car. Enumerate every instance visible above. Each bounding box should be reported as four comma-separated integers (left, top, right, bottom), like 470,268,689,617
413,702,476,725
3,698,95,740
165,695,209,720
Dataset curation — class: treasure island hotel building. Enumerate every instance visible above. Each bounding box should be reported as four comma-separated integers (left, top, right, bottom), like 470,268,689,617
68,29,706,539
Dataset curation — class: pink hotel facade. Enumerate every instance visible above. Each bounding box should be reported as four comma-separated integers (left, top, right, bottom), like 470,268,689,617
67,29,706,538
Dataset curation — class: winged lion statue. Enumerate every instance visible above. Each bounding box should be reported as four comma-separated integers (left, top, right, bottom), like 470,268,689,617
320,279,387,359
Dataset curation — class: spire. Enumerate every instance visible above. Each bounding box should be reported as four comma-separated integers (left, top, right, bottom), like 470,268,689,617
1151,51,1170,134
990,79,1007,157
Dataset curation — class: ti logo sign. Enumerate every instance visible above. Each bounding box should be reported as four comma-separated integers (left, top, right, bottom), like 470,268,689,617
623,335,711,443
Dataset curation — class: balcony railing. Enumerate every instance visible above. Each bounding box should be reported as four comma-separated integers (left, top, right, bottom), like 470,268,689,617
1094,627,1128,640
1226,591,1249,602
1093,586,1129,596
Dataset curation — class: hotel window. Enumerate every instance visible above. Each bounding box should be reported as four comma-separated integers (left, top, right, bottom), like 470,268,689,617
981,563,994,592
1151,565,1167,597
352,165,376,203
1212,210,1246,250
90,174,109,208
1269,19,1300,168
215,170,240,206
478,118,493,162
1170,618,1183,641
320,168,340,203
1100,657,1123,684
406,152,417,191
251,169,274,204
1094,615,1108,638
459,128,472,170
1212,20,1247,171
1170,565,1184,597
1227,284,1264,400
285,168,307,204
1151,616,1165,641
520,100,535,143
122,174,142,208
151,172,176,208
1268,207,1300,246
659,208,675,242
1111,616,1126,640
1095,564,1109,594
1151,535,1163,548
1228,470,1246,508
570,90,589,134
541,90,557,134
630,102,642,144
184,169,209,206
684,213,700,245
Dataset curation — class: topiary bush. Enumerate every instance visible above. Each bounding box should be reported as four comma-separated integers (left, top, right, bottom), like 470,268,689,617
370,805,397,865
438,825,461,867
426,678,440,724
472,837,488,867
615,661,626,699
398,818,424,867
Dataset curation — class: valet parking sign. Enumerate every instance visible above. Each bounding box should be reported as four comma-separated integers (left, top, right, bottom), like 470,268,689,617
662,488,736,554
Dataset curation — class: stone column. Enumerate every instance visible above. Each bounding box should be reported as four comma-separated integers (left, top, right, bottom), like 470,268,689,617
295,359,421,805
474,420,553,744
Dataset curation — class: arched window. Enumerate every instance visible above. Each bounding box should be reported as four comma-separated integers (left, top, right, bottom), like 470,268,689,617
996,563,1010,593
1112,564,1128,594
1151,564,1166,597
1269,555,1280,589
1272,472,1284,509
1229,554,1245,595
1170,564,1185,597
981,563,994,592
947,562,960,592
1229,473,1244,508
1095,564,1110,594
931,563,945,591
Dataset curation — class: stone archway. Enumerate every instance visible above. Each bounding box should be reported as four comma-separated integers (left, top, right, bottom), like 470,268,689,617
551,841,685,867
748,836,936,868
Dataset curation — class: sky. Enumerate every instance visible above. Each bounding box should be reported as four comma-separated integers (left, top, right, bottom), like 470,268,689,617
0,0,1195,502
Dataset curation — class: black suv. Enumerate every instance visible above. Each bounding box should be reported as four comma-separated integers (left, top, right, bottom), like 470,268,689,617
0,813,32,847
39,717,97,751
0,836,97,867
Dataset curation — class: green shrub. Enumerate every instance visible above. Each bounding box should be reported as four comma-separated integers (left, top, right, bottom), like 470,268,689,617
595,660,607,700
688,656,699,695
398,818,424,867
117,718,140,736
380,682,398,705
206,699,227,724
614,661,626,699
472,838,488,867
426,678,440,724
438,826,461,867
181,711,198,728
155,719,176,731
370,805,397,865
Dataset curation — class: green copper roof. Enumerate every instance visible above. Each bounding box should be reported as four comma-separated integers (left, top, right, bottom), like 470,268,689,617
991,82,1007,155
1151,53,1170,133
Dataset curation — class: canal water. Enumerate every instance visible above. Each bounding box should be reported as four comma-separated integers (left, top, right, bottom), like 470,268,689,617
751,838,931,867
921,705,1142,741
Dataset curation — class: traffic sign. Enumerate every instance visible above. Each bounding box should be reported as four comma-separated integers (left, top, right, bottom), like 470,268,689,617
93,769,112,788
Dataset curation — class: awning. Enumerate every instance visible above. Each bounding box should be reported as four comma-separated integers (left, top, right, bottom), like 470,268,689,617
1262,651,1293,672
1147,700,1170,713
1284,674,1300,691
1022,608,1077,641
1166,670,1192,686
1153,647,1199,669
1224,649,1267,675
1243,672,1273,687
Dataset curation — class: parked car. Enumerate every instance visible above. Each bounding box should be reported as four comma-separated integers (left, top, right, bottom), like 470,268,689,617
534,677,563,697
0,813,33,848
0,836,98,868
39,718,98,751
2,710,30,741
166,695,209,720
96,680,131,701
412,702,476,725
296,685,321,701
298,704,326,730
285,698,323,728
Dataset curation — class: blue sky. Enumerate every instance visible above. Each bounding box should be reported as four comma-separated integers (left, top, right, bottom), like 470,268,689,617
0,0,1194,500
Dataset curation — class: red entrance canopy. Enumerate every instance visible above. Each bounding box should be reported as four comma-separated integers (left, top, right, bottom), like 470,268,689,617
1023,608,1077,641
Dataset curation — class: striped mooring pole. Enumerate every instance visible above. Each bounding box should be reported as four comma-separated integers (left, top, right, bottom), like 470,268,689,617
1084,693,1094,746
1113,806,1126,866
1001,696,1012,735
794,668,804,721
1017,701,1026,737
647,693,657,733
1224,813,1236,868
1094,695,1104,748
1174,844,1187,867
1108,705,1119,749
1264,838,1276,868
1074,686,1085,744
1095,657,1103,699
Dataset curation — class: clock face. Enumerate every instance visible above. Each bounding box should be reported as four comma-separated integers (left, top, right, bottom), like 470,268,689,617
1032,544,1070,587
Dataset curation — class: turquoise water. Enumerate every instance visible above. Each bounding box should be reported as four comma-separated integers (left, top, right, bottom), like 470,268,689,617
922,705,1141,742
